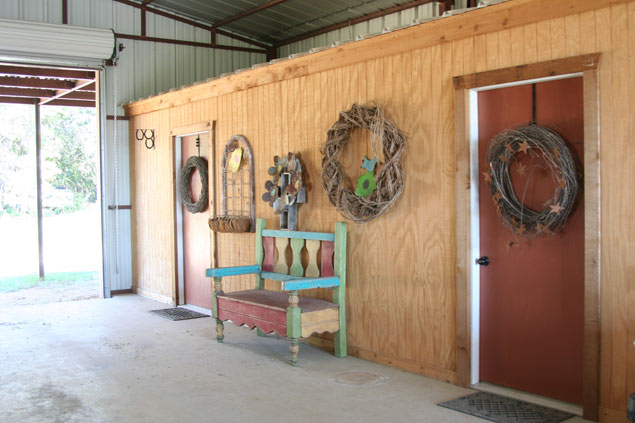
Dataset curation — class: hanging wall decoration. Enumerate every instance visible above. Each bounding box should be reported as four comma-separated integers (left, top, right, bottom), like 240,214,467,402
321,103,407,223
485,124,579,237
228,147,243,173
179,139,208,214
208,135,255,233
262,152,306,230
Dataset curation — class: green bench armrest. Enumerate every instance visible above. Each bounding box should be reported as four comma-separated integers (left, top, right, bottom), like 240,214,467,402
281,276,340,291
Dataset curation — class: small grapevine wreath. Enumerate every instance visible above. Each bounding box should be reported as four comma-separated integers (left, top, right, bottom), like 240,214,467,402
179,156,209,214
485,124,580,237
321,103,407,223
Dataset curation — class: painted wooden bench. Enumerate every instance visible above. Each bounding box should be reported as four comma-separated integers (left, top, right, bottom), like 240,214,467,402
206,218,347,366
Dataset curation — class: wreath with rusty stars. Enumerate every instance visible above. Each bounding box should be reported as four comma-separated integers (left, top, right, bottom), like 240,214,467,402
484,124,580,238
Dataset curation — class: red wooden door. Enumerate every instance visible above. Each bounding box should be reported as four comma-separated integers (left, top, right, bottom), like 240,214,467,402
181,134,211,309
477,77,584,404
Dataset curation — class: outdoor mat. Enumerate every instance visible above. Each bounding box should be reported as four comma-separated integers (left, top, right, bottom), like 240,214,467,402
438,391,575,423
149,308,208,321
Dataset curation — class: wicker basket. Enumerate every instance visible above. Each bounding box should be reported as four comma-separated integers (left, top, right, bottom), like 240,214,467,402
208,216,251,233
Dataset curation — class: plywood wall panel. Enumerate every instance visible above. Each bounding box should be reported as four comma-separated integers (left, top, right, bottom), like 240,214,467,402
128,2,635,418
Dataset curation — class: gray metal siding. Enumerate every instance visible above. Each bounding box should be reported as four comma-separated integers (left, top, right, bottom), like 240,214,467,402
278,2,440,57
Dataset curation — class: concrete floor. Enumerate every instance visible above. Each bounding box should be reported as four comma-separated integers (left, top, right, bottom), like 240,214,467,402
0,295,590,423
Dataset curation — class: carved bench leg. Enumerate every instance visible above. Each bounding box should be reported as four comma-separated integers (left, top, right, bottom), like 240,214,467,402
212,277,224,343
216,319,224,343
288,338,299,366
287,290,301,366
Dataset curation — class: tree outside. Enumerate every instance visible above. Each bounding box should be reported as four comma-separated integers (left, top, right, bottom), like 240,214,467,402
0,103,101,303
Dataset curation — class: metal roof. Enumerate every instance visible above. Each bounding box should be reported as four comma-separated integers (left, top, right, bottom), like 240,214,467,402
147,0,443,45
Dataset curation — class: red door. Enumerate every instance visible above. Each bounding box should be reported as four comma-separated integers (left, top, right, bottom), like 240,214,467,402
181,134,211,309
477,77,584,404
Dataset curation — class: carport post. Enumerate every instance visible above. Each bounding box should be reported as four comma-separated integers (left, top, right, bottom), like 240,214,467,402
34,100,44,280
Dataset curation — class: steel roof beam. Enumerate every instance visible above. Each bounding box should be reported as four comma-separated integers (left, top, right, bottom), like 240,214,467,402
275,0,438,47
212,0,290,29
114,33,267,54
0,96,37,105
0,76,75,90
0,65,94,80
112,0,271,50
45,99,95,107
76,82,96,92
39,78,94,106
56,91,95,100
0,87,56,98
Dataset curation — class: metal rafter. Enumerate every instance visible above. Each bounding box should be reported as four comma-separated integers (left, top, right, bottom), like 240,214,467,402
0,87,57,98
0,65,94,80
39,78,95,106
0,76,75,90
212,0,290,29
114,33,267,54
111,0,271,50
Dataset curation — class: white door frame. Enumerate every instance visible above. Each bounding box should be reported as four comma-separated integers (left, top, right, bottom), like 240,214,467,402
172,122,213,306
466,72,583,386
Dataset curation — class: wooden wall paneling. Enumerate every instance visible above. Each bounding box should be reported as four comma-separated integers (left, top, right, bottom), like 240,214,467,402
441,42,456,372
628,2,635,409
416,46,436,367
280,79,289,156
378,52,396,357
408,48,425,364
475,34,487,73
565,14,581,57
463,37,475,75
524,22,538,64
608,3,629,414
536,20,551,62
510,26,525,66
405,49,424,364
390,52,409,360
486,32,499,71
428,43,446,367
302,73,316,235
579,11,597,55
550,17,566,58
498,29,512,69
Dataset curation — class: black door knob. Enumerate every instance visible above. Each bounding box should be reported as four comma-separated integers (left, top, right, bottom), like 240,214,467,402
476,256,490,266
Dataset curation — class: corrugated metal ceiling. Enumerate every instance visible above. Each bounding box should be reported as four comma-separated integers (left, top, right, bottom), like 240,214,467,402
149,0,425,44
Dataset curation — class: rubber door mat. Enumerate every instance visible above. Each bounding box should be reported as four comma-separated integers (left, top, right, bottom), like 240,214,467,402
438,391,575,423
149,308,208,321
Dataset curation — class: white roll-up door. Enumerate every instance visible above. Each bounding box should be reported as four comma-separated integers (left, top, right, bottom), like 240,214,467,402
0,18,114,67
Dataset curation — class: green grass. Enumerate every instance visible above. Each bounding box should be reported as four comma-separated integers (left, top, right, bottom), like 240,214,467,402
0,271,99,292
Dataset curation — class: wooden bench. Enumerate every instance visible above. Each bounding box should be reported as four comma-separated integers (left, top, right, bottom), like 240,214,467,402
206,218,347,366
